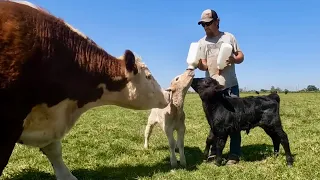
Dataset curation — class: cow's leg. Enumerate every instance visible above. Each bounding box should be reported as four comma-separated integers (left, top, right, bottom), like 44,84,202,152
0,120,24,176
177,123,186,167
40,140,77,180
164,127,177,168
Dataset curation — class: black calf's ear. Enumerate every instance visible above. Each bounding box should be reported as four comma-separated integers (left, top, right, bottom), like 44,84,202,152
124,50,138,74
191,78,203,93
215,84,225,92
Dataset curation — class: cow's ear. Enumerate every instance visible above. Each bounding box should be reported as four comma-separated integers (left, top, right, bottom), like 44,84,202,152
124,50,137,74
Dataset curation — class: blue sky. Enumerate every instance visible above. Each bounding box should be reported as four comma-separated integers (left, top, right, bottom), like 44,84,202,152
27,0,320,91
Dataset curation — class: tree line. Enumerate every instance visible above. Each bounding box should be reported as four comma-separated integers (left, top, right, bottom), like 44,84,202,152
240,85,319,93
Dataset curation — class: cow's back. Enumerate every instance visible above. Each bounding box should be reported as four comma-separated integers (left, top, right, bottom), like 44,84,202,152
0,2,38,89
0,2,81,115
0,2,100,106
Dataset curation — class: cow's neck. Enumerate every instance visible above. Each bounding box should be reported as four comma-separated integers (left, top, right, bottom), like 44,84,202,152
73,43,126,80
37,19,131,107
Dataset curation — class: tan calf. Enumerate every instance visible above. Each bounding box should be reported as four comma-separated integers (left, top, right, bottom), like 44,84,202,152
144,69,195,168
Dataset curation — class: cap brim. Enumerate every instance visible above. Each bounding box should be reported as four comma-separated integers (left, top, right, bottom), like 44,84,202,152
197,18,213,25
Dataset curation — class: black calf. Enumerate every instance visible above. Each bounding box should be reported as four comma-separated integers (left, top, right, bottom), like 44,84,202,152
191,77,294,167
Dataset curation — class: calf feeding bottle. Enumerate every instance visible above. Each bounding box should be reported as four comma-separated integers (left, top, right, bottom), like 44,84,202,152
186,42,200,70
217,43,233,70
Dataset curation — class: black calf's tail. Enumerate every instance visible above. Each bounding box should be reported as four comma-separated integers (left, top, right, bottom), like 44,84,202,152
268,92,280,103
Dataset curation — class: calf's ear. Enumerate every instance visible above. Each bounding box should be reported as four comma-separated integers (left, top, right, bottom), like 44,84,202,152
165,87,176,92
165,87,174,102
191,78,203,93
215,84,225,92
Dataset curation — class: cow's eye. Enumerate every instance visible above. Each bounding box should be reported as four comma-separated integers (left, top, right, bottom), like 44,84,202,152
146,74,152,79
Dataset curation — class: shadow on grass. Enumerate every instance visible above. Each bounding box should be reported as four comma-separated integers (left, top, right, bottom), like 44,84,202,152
154,145,204,171
7,146,204,180
240,143,274,161
205,143,282,164
3,170,56,180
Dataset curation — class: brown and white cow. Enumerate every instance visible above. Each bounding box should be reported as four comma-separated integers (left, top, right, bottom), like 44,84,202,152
0,1,170,179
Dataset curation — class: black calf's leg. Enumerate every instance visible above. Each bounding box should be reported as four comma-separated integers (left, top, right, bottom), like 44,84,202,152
209,136,217,157
275,127,294,166
204,129,216,160
214,134,228,166
263,128,281,156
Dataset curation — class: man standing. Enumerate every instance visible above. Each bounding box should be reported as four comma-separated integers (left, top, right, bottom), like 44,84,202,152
196,9,245,165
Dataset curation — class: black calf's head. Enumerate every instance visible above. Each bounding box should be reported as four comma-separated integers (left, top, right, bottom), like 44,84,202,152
191,77,225,100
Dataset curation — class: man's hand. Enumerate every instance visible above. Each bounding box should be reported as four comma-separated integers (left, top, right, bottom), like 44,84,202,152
198,59,208,71
226,55,236,66
227,51,244,65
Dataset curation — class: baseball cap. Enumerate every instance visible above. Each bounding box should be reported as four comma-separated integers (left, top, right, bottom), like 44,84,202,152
197,9,219,25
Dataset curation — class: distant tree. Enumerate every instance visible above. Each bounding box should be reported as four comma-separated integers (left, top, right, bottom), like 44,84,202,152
255,91,260,94
239,88,244,93
306,85,318,91
275,87,282,93
284,89,289,94
300,88,307,92
270,86,276,92
260,89,268,93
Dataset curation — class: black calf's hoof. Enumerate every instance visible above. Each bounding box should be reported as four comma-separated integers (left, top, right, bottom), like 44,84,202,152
287,161,294,167
207,155,215,162
214,159,222,166
203,154,208,160
214,162,222,167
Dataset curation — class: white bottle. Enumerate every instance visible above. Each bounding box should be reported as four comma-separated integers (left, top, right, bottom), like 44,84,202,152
217,43,233,70
186,42,200,70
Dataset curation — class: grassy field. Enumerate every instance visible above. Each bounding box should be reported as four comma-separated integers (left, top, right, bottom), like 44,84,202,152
1,93,320,180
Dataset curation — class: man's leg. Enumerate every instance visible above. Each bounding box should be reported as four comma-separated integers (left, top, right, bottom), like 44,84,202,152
228,132,241,164
227,85,242,165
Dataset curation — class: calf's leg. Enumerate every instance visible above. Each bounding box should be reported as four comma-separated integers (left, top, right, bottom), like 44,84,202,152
263,128,281,156
177,124,186,167
275,127,294,167
204,129,216,161
144,118,157,149
165,127,178,168
40,140,77,180
214,134,228,166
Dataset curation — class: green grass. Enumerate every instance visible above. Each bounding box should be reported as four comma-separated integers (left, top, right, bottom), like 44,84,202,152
2,93,320,180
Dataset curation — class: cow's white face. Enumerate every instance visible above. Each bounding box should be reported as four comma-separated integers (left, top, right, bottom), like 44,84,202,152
99,53,170,110
124,62,170,109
